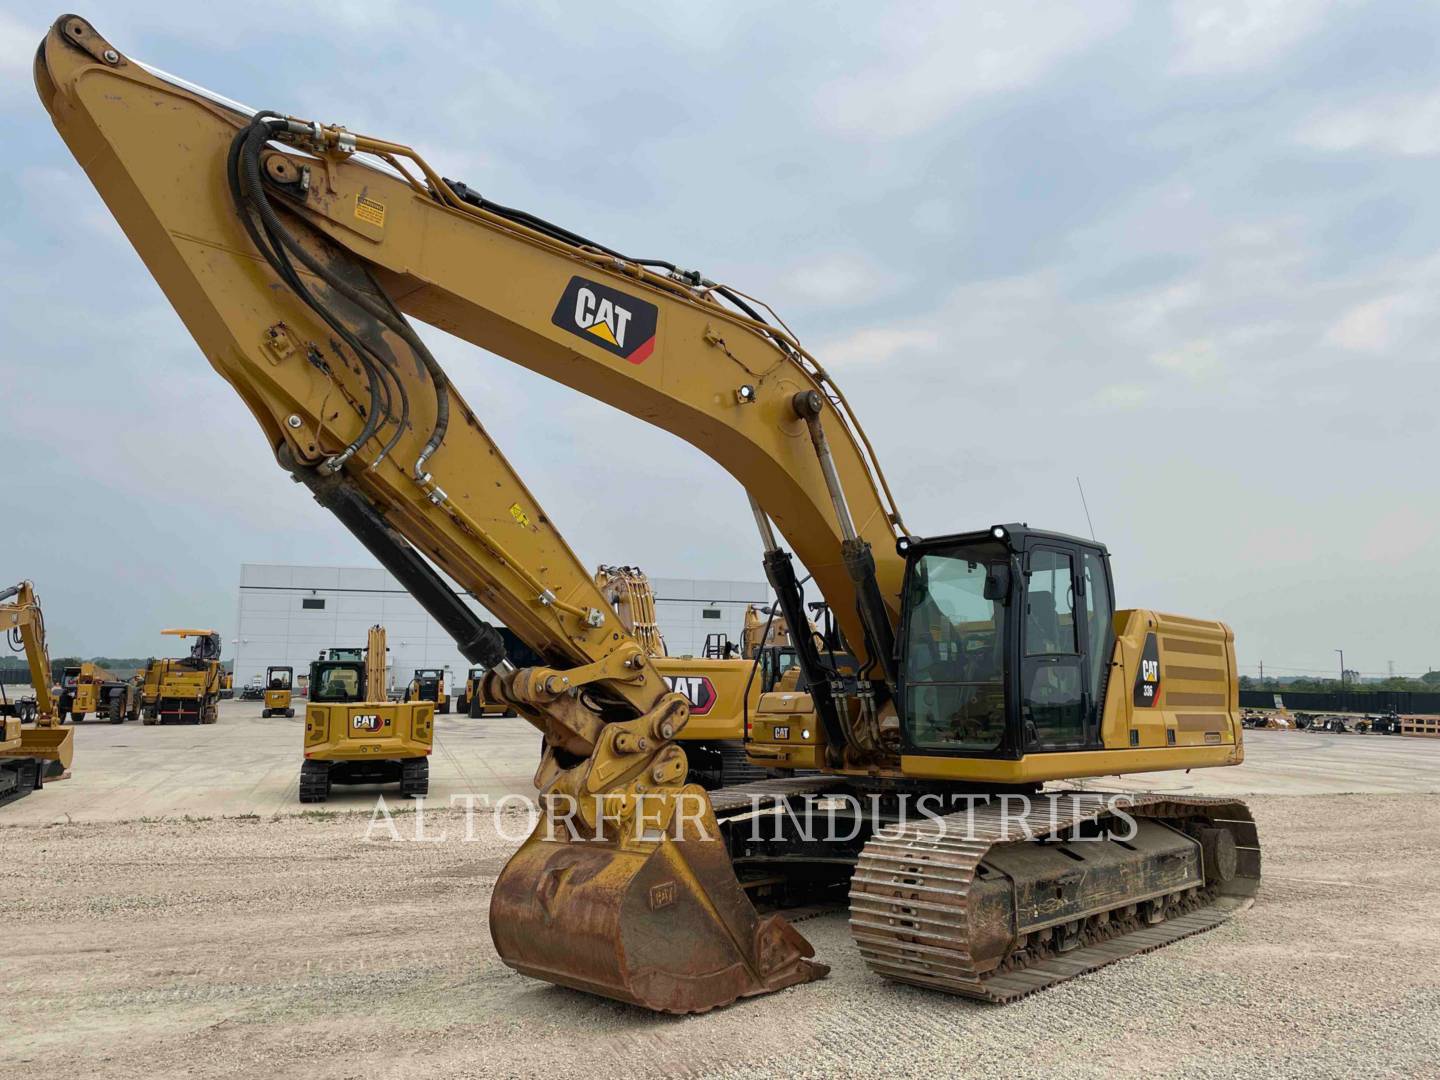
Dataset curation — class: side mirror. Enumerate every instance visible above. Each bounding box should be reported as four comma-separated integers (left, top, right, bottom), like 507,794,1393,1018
983,564,1012,603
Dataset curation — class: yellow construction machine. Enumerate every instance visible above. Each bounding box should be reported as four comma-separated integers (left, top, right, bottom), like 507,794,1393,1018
140,629,224,725
301,624,431,801
57,661,141,723
0,581,74,804
403,666,450,713
38,14,1259,1013
261,665,295,717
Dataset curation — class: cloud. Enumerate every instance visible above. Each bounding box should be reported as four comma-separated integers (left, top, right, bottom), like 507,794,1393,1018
1324,294,1407,352
1170,0,1339,74
814,1,1133,138
1091,383,1152,411
1294,90,1440,157
0,10,35,100
814,327,940,368
779,254,901,306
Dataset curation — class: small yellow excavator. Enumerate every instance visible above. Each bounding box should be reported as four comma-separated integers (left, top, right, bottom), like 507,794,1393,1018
0,581,74,804
39,15,1259,1013
300,624,431,801
261,665,294,718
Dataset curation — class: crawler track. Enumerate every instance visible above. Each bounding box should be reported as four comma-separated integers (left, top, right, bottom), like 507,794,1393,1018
848,791,1260,1001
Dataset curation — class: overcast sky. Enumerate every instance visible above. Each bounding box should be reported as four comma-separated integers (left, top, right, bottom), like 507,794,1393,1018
4,1,1437,680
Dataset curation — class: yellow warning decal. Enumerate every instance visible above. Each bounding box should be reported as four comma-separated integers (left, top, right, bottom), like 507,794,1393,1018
509,503,531,528
355,194,386,228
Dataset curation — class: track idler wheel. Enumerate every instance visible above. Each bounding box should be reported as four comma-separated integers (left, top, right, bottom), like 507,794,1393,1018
1199,826,1238,885
490,783,826,1014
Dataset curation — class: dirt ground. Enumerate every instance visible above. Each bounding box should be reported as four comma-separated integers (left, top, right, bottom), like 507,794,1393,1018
4,791,1437,1079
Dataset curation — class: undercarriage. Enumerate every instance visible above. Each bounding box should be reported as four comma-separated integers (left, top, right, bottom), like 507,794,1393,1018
712,777,1260,1000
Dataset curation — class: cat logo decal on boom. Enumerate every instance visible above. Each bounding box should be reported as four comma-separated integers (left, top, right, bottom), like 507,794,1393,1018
552,276,658,363
1132,632,1162,708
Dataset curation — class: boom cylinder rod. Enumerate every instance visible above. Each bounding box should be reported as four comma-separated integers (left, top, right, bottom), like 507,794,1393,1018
790,392,900,692
792,392,859,543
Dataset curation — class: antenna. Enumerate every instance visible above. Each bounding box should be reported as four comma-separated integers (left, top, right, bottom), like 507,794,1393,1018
1075,476,1097,541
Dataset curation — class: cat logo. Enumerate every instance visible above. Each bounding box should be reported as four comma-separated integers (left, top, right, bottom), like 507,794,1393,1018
351,713,383,732
1132,633,1162,709
552,276,658,363
661,674,716,716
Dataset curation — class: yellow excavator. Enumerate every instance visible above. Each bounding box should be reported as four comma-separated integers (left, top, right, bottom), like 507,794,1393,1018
302,624,431,801
0,581,74,804
38,14,1259,1013
261,665,295,718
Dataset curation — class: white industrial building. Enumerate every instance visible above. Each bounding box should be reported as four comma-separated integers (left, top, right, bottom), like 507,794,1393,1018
233,564,769,693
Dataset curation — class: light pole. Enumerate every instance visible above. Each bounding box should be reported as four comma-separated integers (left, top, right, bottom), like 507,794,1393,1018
1335,648,1345,710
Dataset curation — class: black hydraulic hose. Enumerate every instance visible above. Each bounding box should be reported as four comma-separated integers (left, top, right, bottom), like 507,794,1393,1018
441,179,785,334
228,117,385,466
235,117,450,478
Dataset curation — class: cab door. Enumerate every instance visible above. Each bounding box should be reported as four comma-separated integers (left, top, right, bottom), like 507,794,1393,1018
1020,543,1088,750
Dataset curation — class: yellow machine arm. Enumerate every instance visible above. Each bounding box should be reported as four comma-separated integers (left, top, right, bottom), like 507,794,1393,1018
1,582,58,724
365,624,387,702
0,580,74,777
594,566,667,658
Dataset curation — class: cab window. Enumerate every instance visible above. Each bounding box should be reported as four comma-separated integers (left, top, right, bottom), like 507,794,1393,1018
902,550,1007,752
314,667,359,701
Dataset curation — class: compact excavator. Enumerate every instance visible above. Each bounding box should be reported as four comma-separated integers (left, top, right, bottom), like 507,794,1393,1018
302,624,431,801
37,14,1260,1014
0,581,75,805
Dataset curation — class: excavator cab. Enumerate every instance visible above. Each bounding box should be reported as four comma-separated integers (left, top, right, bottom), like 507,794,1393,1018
262,665,294,718
897,524,1112,759
309,660,364,704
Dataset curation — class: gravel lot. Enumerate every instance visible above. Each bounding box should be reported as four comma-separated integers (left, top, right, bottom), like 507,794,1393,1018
4,782,1438,1078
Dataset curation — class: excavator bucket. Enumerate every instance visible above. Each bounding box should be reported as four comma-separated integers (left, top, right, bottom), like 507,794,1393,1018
2,726,74,777
491,787,826,1014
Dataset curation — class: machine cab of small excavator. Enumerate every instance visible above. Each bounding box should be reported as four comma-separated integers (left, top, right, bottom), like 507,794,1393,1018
262,665,294,718
308,660,365,705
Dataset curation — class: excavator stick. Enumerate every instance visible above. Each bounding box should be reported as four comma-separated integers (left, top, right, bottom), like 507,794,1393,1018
492,787,825,1013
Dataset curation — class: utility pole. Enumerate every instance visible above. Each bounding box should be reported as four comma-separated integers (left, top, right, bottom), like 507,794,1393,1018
1335,648,1345,711
1388,660,1395,680
1259,660,1264,687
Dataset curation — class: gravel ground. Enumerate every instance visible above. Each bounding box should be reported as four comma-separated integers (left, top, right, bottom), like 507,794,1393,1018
3,793,1437,1079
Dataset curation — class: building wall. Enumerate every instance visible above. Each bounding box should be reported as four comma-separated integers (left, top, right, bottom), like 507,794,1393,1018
649,577,770,657
234,565,769,691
